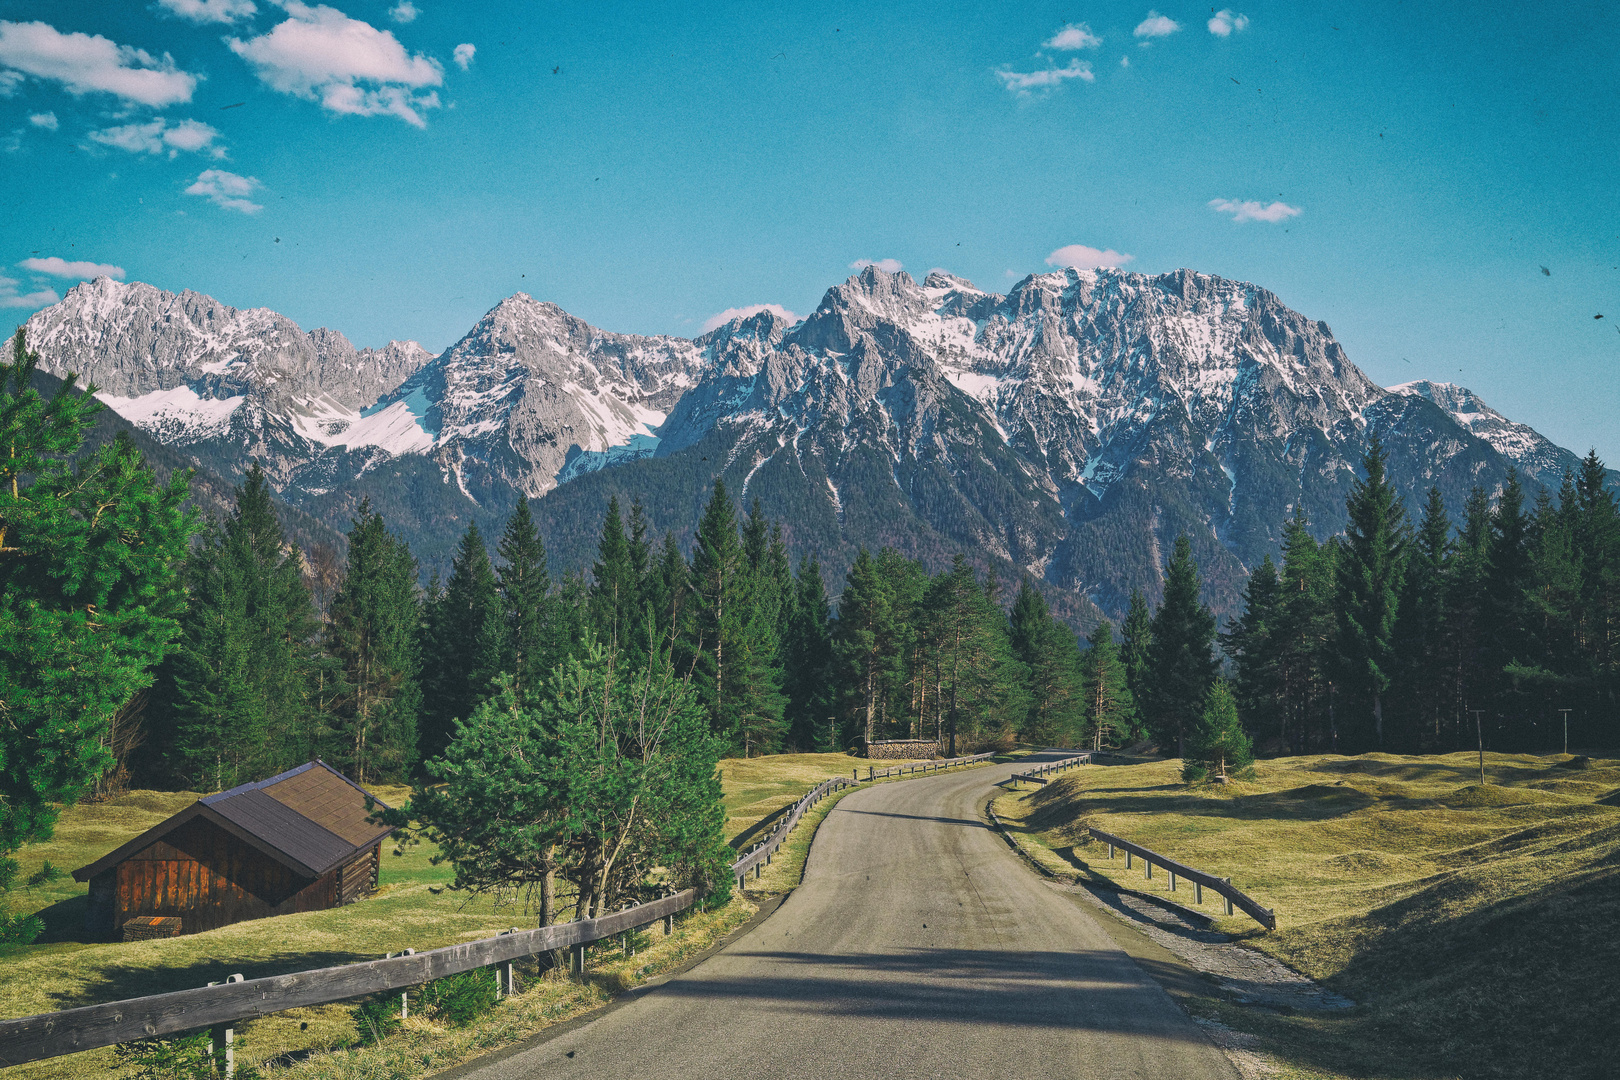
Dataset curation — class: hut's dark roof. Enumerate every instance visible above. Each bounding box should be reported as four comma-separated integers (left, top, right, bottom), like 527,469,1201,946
73,761,392,883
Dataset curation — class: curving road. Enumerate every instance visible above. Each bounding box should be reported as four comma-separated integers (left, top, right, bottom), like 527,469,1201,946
457,752,1239,1080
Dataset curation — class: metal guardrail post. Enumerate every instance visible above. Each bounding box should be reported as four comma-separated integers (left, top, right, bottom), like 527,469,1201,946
206,974,243,1078
1224,879,1235,916
1194,882,1203,905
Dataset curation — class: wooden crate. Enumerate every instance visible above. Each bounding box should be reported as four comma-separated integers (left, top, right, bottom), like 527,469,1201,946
121,915,183,941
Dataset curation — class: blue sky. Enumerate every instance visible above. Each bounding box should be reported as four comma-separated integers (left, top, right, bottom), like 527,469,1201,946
2,0,1617,464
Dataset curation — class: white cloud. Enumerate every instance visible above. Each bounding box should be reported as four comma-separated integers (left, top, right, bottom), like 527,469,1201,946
185,168,263,213
1046,244,1134,270
18,256,125,279
0,276,59,308
452,42,474,70
996,59,1094,95
850,258,903,273
1045,23,1101,50
89,117,223,157
1209,197,1301,223
1120,55,1130,67
0,20,198,107
388,1,418,23
27,110,55,129
1207,10,1250,36
701,303,801,333
157,0,258,24
228,2,445,127
1133,11,1181,38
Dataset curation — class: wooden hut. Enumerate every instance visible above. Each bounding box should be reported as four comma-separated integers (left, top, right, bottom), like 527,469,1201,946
73,761,392,941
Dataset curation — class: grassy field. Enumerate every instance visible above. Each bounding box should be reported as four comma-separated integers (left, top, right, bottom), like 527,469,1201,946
0,752,907,1079
993,750,1620,1080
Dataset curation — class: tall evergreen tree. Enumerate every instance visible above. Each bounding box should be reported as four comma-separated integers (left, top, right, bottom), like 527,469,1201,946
1,329,196,850
1222,554,1282,747
325,502,421,783
833,548,897,747
164,464,319,789
419,520,502,764
589,497,638,656
1390,488,1454,750
1277,509,1336,752
1484,470,1538,746
496,497,555,702
688,481,751,748
781,555,837,750
1120,588,1153,706
1080,621,1136,751
1142,535,1218,757
1334,435,1409,751
1008,579,1084,746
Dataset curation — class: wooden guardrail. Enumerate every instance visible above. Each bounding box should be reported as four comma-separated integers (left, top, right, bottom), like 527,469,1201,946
1008,751,1093,787
0,749,1001,1069
1087,827,1276,930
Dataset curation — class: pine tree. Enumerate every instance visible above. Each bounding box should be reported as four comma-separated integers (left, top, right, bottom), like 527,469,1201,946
781,555,837,750
418,520,502,764
1334,435,1409,751
0,328,196,849
1080,621,1136,751
589,497,638,656
1222,554,1282,747
1120,589,1153,708
688,481,747,747
1277,509,1336,752
325,502,421,783
1182,679,1254,783
164,464,319,789
495,497,555,702
833,548,896,748
1390,488,1454,750
1008,579,1084,746
1142,536,1219,757
1483,469,1536,746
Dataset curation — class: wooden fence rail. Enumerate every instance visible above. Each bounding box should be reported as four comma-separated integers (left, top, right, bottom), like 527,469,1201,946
1087,827,1276,930
1008,751,1093,788
0,749,999,1069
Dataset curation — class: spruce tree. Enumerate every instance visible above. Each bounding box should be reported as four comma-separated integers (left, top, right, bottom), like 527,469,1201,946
688,481,746,746
165,464,319,788
1391,488,1453,750
1008,579,1084,746
1120,589,1153,706
1080,621,1136,750
1278,509,1335,752
1333,435,1409,751
589,497,638,656
419,520,502,764
1,330,196,850
325,502,421,783
1182,679,1254,783
1222,554,1282,748
834,548,896,748
1484,470,1536,745
781,555,836,750
496,497,555,702
1142,535,1218,757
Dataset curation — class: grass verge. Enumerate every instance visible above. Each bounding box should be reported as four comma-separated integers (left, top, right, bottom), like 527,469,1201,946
994,750,1620,1080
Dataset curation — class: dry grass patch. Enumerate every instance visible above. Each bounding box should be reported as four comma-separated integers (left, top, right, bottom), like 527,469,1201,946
995,751,1620,1080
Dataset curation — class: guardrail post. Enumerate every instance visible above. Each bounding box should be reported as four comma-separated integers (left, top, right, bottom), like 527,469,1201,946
1195,881,1203,905
1108,843,1115,859
206,974,244,1078
1145,860,1152,881
1169,871,1177,892
1224,879,1235,916
571,942,587,975
1125,850,1132,869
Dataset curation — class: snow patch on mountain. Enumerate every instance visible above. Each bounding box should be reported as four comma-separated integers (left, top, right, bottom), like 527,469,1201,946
96,385,245,442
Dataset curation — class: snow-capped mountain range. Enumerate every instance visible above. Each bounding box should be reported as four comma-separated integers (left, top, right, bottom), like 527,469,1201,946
17,269,1603,619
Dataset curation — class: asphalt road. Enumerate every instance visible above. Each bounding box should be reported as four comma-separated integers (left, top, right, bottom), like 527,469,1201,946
458,752,1240,1080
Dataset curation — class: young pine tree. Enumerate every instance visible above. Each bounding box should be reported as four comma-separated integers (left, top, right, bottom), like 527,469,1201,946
1222,554,1282,749
495,497,556,703
1333,434,1409,752
1119,588,1153,706
418,520,502,764
1182,679,1254,783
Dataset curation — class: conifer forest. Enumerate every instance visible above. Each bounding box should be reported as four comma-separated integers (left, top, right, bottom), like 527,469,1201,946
3,325,1619,914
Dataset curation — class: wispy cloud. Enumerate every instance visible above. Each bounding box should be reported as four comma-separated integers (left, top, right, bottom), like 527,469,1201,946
89,117,223,157
996,59,1094,96
19,256,125,279
27,111,55,129
156,0,258,24
701,303,800,333
388,1,418,23
185,168,263,213
1207,10,1250,36
0,276,59,308
1209,197,1300,223
0,20,197,107
1045,23,1101,50
229,2,445,127
851,258,902,273
1046,244,1134,270
1133,11,1181,38
452,43,474,70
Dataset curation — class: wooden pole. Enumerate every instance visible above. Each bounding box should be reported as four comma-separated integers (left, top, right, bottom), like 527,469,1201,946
1473,709,1486,783
1560,708,1572,755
